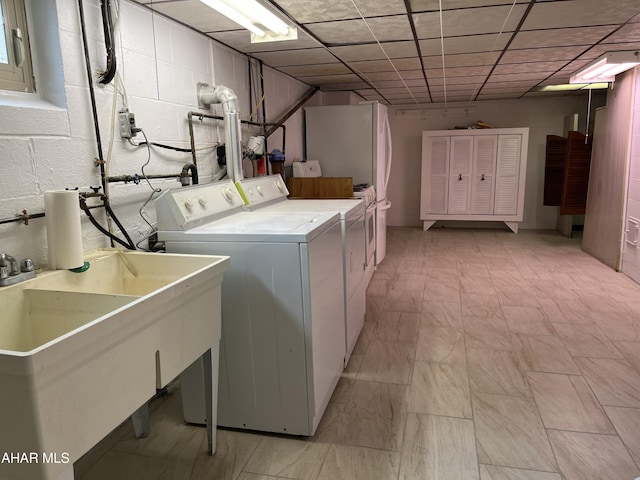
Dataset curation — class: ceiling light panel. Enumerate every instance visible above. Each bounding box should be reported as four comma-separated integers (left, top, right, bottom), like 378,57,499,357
207,29,319,52
306,16,414,44
273,0,406,23
330,42,418,62
413,5,527,39
522,0,640,30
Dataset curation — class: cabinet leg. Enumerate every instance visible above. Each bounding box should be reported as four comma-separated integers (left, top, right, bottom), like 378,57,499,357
203,345,220,456
131,402,150,438
423,221,436,231
504,222,519,233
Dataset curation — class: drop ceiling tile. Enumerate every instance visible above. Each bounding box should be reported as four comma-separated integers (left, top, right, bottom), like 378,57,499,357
208,29,320,53
588,43,640,56
480,86,531,94
378,86,430,95
321,82,372,91
511,26,617,49
410,0,530,12
426,66,492,78
330,42,418,62
279,63,351,76
522,0,640,29
350,58,422,72
275,0,407,23
370,79,427,89
367,70,425,81
477,93,525,100
500,46,588,63
250,48,337,66
419,34,509,56
482,80,540,89
298,74,362,84
382,92,430,100
429,75,487,86
492,61,565,75
413,4,528,39
489,72,552,82
422,52,500,68
306,16,413,44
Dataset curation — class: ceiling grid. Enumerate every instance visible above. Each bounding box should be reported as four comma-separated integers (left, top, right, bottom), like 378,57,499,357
139,0,640,105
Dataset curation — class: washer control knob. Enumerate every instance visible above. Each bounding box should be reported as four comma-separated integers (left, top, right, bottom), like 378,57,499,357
184,199,194,210
275,180,284,192
222,188,236,202
198,196,207,206
256,186,264,195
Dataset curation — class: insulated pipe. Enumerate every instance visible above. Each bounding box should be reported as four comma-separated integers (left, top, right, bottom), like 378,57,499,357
197,84,243,183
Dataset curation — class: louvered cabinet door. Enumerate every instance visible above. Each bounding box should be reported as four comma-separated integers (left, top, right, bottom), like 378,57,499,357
448,136,473,214
422,135,450,214
471,135,497,214
494,134,522,215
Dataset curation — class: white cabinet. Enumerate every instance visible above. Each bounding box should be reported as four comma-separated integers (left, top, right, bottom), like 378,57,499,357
421,128,529,233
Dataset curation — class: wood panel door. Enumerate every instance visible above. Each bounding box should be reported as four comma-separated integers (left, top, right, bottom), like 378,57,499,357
560,131,593,215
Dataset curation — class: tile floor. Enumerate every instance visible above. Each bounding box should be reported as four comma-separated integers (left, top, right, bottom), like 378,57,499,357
76,228,640,480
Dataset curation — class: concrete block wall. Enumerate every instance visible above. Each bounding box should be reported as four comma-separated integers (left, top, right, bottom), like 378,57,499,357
0,0,311,267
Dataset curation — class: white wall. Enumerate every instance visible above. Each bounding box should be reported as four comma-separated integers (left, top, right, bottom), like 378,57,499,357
387,96,603,229
0,0,310,267
621,67,640,280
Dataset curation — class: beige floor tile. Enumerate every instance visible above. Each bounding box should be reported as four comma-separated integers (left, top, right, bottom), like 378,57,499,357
528,280,580,300
190,429,262,480
464,324,513,350
604,406,640,466
576,291,629,313
357,338,415,384
552,323,624,359
575,357,640,407
547,429,639,480
392,273,429,292
352,321,376,356
331,376,356,404
344,353,364,379
399,413,479,480
368,278,391,297
458,262,491,278
479,464,562,480
526,372,614,433
243,436,329,480
463,315,510,332
502,306,554,335
496,286,541,307
416,326,466,364
613,340,640,371
421,301,464,328
512,334,580,374
460,276,497,295
422,266,459,284
472,393,557,472
489,270,527,288
314,381,408,451
467,348,530,397
537,298,592,324
461,293,503,318
385,288,423,313
374,311,420,344
316,444,400,480
76,450,193,480
408,361,472,418
588,311,640,341
423,280,461,302
237,474,291,480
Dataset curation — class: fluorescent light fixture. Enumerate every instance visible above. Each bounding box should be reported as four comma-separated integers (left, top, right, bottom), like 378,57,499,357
199,0,293,40
570,50,640,84
538,83,609,92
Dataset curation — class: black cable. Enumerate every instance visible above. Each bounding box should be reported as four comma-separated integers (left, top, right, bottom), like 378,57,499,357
99,0,117,84
104,203,136,250
83,207,133,250
136,141,193,153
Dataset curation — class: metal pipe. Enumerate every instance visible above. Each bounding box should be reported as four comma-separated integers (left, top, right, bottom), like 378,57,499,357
107,173,190,183
187,112,198,166
198,84,243,183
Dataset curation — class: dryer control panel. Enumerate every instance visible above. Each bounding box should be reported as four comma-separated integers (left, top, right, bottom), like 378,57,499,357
238,174,289,207
155,180,244,230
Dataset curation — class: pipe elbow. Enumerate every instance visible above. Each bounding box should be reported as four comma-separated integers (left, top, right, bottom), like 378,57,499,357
198,84,238,114
180,163,199,185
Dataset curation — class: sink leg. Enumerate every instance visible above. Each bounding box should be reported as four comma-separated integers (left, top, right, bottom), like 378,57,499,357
202,344,220,456
131,402,150,438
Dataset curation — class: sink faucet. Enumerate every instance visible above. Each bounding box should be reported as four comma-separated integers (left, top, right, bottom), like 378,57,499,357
0,253,35,286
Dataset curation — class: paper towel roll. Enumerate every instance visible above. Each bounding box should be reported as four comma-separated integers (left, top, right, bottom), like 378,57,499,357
45,190,84,270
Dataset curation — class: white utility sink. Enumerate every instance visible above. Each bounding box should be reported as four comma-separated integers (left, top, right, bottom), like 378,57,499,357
0,249,229,480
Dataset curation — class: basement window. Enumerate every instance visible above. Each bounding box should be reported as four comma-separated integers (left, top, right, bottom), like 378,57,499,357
0,0,34,93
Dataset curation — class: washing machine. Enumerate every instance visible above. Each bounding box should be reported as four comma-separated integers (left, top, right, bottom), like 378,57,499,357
238,175,366,365
155,179,344,436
